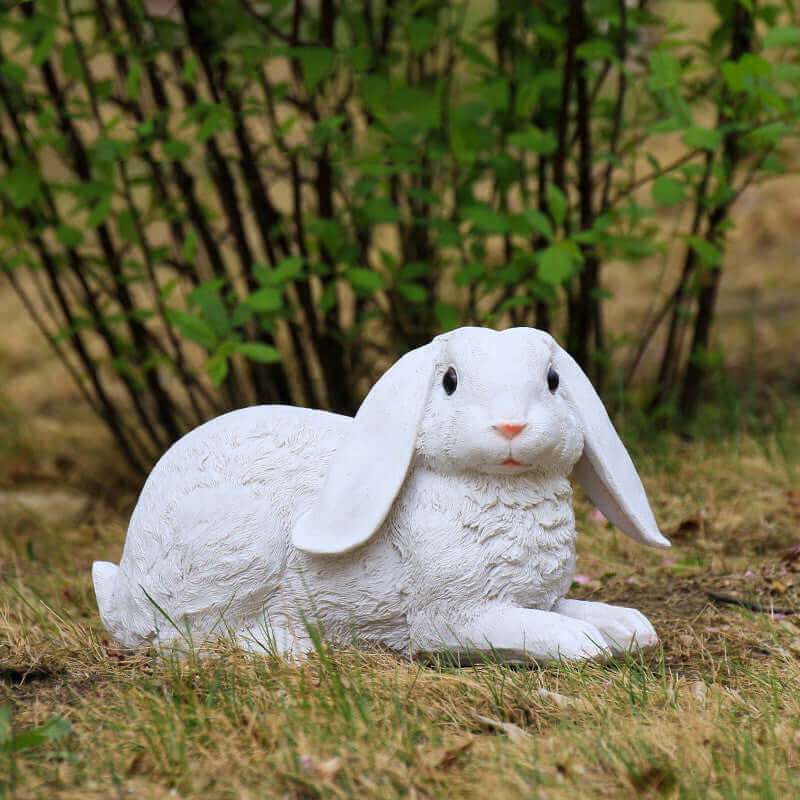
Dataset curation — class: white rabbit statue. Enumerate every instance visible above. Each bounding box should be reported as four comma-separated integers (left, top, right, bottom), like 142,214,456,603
93,326,670,662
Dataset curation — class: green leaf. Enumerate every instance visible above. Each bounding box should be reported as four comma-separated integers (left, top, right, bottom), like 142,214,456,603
32,25,56,66
270,255,305,284
296,47,335,92
189,281,230,337
137,118,154,138
435,301,460,331
87,196,112,229
687,235,722,267
127,62,142,99
2,715,71,754
648,51,681,91
408,18,436,55
246,287,284,313
182,55,198,84
56,225,83,248
361,198,401,224
167,309,217,349
546,185,568,228
396,283,427,303
537,243,575,285
576,40,617,62
235,342,282,363
721,61,744,92
462,204,509,234
163,138,191,161
507,127,558,155
93,137,129,164
520,208,554,240
0,61,27,86
774,63,800,84
309,218,344,256
397,262,428,281
482,78,510,110
196,108,228,142
2,163,41,210
764,25,800,48
60,41,81,79
206,353,228,386
116,209,138,243
683,126,722,151
183,230,198,263
0,707,10,747
738,54,771,78
651,175,686,206
454,262,485,286
345,268,385,294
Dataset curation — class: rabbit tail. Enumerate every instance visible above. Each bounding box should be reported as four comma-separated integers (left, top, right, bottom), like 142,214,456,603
93,561,147,648
92,560,121,636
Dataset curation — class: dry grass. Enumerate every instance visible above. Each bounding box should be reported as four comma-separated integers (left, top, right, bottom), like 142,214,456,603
2,363,800,798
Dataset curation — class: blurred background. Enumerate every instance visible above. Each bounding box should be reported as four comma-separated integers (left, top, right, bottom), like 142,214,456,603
0,0,799,480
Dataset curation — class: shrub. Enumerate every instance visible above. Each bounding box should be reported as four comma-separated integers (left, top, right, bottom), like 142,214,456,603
1,0,798,472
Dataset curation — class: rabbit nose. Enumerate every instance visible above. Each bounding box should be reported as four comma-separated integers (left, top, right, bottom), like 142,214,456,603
492,422,527,440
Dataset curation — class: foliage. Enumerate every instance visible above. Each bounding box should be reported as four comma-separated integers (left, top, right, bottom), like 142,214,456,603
0,0,799,471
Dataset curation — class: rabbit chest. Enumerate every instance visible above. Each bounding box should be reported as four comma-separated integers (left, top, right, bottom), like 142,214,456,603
396,468,578,615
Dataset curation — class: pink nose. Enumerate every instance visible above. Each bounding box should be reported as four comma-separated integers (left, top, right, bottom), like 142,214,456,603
493,422,526,439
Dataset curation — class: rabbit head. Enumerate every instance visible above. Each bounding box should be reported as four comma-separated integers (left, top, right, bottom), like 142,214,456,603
415,326,583,477
292,326,670,555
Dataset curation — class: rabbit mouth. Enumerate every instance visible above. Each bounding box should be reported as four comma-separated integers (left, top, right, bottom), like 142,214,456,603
500,458,524,467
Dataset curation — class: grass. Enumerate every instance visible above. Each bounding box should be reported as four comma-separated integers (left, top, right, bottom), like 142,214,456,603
3,397,800,798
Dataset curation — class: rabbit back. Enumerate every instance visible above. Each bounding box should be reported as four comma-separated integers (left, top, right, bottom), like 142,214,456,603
104,405,350,647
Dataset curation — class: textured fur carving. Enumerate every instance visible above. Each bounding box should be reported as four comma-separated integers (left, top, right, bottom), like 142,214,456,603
94,327,669,662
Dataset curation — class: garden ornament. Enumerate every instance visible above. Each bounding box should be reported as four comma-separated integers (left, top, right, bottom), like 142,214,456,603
93,326,669,662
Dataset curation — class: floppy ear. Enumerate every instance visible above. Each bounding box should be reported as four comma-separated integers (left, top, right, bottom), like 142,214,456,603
552,344,670,549
292,341,439,555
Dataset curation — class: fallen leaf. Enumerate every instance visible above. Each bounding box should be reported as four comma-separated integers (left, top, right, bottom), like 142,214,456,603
536,688,592,712
691,680,707,704
630,763,677,793
770,580,788,594
299,754,343,781
125,749,146,776
423,735,474,769
314,756,343,781
474,714,530,744
780,543,800,569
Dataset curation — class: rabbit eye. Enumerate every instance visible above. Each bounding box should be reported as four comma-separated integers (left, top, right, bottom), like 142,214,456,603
547,366,559,393
443,367,457,395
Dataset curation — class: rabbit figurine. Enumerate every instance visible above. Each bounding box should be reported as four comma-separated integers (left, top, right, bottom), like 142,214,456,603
93,326,669,662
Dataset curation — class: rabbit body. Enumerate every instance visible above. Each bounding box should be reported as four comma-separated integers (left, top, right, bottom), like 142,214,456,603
95,327,669,661
97,405,577,655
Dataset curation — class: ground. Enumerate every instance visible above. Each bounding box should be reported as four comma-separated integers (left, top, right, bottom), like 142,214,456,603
2,268,800,799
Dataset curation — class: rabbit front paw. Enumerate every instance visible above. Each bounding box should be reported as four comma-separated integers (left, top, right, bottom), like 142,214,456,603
547,617,612,662
553,599,657,654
